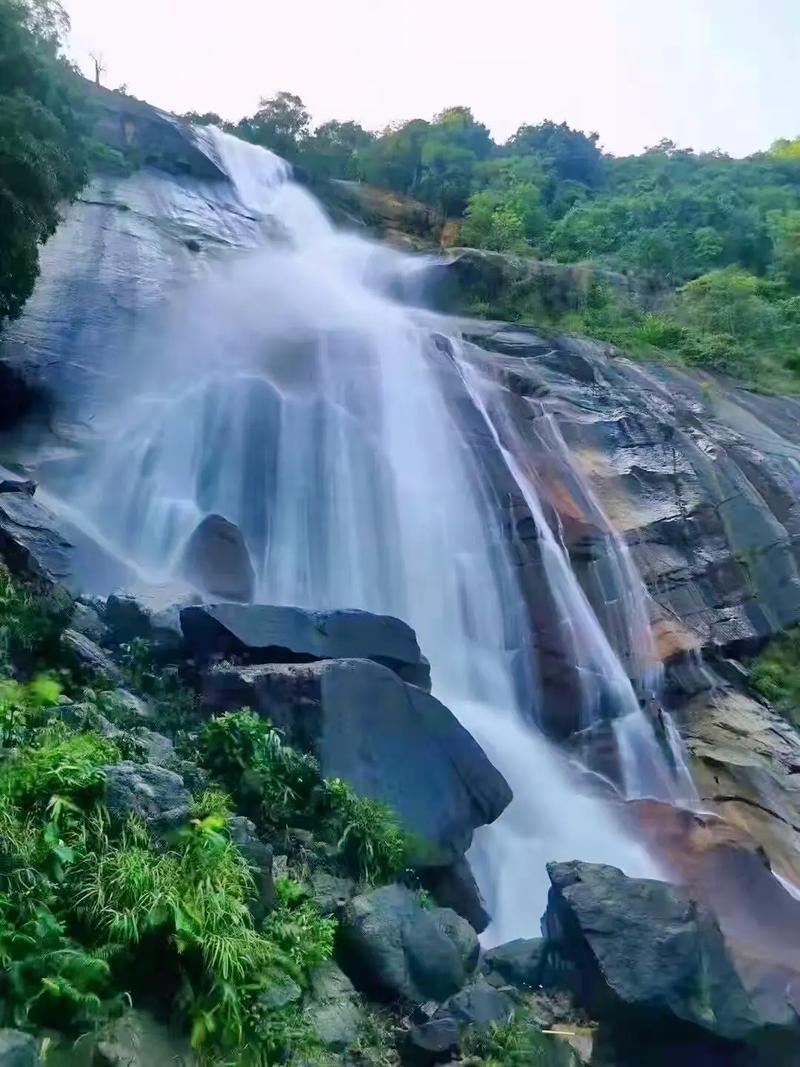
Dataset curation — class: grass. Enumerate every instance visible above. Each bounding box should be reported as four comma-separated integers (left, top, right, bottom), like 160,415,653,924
462,1010,575,1066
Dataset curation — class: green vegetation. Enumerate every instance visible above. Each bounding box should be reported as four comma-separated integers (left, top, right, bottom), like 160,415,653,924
0,0,91,325
0,570,413,1063
462,1008,575,1066
187,89,800,389
197,709,411,884
749,628,800,729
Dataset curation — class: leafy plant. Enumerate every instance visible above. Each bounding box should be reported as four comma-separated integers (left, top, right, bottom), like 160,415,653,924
749,627,800,729
462,1010,572,1066
323,777,409,885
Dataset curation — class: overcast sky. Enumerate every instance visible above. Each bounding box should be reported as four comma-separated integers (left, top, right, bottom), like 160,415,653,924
65,0,800,158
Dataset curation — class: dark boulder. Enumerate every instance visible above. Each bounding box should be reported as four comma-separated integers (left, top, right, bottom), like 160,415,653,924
60,628,125,685
104,762,190,828
437,976,514,1030
0,478,35,496
202,658,511,863
179,514,255,603
431,908,480,975
0,1030,40,1067
421,857,490,934
482,937,547,990
404,1017,460,1064
183,602,431,690
337,884,469,1003
105,581,200,649
542,860,795,1046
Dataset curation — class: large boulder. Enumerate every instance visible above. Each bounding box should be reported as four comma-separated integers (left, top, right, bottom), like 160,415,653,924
104,762,191,828
482,937,547,991
202,657,511,863
0,1030,40,1067
182,602,431,690
104,581,200,649
542,860,797,1047
178,514,255,603
337,884,469,1003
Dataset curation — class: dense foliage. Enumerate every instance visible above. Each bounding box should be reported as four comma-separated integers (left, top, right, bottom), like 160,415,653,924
749,628,800,729
0,567,417,1063
191,91,800,388
0,0,89,325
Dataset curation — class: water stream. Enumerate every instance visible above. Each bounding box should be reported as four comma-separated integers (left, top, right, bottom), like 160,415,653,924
48,129,696,943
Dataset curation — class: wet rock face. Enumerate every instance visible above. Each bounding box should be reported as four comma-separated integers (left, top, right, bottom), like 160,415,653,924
461,324,800,664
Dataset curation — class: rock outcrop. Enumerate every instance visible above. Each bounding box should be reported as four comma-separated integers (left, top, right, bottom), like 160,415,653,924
182,602,431,689
542,860,800,1059
202,657,511,864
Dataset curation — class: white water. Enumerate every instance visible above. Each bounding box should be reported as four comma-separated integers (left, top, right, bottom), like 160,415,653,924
53,129,688,942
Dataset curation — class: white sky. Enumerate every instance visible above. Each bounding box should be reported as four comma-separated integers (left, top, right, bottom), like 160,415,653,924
65,0,800,157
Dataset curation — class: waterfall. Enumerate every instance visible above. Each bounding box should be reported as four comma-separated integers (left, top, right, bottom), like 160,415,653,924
48,128,697,943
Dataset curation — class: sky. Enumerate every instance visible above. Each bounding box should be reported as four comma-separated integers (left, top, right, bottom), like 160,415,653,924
64,0,800,158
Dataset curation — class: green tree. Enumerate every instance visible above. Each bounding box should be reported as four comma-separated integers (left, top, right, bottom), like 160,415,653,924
237,91,311,162
0,0,88,324
768,208,800,289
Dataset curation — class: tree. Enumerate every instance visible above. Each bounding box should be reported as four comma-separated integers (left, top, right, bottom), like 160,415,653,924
237,91,310,161
508,120,605,188
89,49,105,86
304,119,374,180
768,209,800,289
0,0,88,324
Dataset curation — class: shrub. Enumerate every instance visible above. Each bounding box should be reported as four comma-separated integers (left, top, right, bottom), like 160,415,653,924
749,628,800,728
323,778,409,884
462,1009,573,1066
198,710,322,827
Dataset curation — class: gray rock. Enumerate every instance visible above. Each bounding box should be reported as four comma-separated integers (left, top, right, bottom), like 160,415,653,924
61,628,125,685
179,513,255,603
105,581,200,649
184,602,431,690
438,976,514,1030
203,658,511,863
405,1017,460,1063
338,884,468,1003
310,870,356,917
306,962,364,1052
106,688,155,721
227,815,275,915
95,1009,196,1066
431,908,480,975
70,600,109,643
0,489,73,589
137,728,175,765
104,761,190,825
543,860,785,1043
482,937,546,990
0,1030,40,1067
421,857,490,934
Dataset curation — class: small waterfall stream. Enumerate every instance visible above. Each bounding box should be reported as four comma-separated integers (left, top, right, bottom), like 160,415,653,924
47,129,697,943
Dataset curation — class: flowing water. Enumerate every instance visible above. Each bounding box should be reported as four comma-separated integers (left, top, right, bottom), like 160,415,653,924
49,129,698,943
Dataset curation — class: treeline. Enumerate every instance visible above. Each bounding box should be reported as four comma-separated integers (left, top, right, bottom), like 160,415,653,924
188,90,800,289
188,91,800,389
0,0,90,325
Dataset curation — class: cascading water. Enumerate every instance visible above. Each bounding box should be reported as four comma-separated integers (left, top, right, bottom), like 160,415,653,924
46,128,694,943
